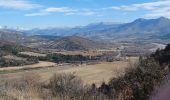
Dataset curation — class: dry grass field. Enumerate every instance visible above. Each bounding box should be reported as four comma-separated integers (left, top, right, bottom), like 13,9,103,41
56,61,130,86
0,61,56,71
0,57,138,86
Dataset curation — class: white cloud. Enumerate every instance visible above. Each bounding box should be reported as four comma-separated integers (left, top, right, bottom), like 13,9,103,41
0,0,40,10
109,1,170,11
107,0,170,18
78,11,96,16
25,7,77,16
44,7,78,13
25,7,97,17
65,12,76,15
145,11,170,18
25,12,48,16
65,11,96,16
145,7,170,18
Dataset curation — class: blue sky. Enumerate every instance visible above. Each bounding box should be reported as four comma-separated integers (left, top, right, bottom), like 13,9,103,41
0,0,170,29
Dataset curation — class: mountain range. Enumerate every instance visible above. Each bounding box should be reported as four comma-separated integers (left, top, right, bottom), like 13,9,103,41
21,17,170,41
0,17,170,50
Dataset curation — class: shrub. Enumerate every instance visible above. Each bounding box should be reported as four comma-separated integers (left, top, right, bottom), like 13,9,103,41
108,57,169,100
45,73,110,100
47,73,89,100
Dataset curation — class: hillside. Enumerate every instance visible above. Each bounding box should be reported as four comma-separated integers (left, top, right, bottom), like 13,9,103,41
46,36,104,51
0,29,25,43
0,41,36,54
0,41,39,67
0,29,48,47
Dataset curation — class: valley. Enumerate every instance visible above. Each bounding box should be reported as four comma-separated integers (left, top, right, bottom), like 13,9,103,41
0,17,169,100
0,19,167,79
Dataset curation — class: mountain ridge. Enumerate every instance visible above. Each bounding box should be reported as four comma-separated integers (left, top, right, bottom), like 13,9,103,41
1,17,170,44
19,17,170,41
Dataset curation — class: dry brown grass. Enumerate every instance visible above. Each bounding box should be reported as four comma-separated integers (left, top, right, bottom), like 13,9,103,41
0,57,138,86
0,73,109,100
0,73,44,100
0,61,56,71
0,57,138,100
56,61,129,86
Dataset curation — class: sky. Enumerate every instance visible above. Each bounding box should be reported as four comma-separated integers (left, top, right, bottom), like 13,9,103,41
0,0,170,29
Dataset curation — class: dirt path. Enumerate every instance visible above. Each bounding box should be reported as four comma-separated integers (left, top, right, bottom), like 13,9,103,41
0,61,56,71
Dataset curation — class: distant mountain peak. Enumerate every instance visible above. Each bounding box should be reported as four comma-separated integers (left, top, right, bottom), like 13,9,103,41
134,18,147,22
158,17,169,20
157,17,170,22
133,17,170,23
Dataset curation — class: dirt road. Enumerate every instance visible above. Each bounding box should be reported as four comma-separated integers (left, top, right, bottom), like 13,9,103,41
0,61,56,71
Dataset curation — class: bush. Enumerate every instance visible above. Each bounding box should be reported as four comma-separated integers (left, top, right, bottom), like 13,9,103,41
0,73,110,100
107,57,169,100
46,53,93,63
151,44,170,66
48,73,86,99
0,57,39,67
